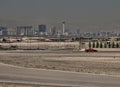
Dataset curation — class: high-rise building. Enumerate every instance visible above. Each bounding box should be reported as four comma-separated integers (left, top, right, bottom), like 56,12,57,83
7,28,16,36
76,29,80,36
38,25,46,35
62,21,65,35
17,26,33,36
50,26,56,36
0,26,8,36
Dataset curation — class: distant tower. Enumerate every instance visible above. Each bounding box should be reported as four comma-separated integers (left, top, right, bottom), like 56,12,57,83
62,21,65,35
76,29,80,36
38,24,46,35
50,26,56,36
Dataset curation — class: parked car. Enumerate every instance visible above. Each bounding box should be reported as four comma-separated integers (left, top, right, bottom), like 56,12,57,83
85,48,97,52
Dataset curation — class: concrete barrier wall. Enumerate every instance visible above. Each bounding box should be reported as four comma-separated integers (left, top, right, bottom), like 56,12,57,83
0,42,120,51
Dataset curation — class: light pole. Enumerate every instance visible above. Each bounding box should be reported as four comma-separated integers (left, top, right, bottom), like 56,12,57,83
79,37,82,50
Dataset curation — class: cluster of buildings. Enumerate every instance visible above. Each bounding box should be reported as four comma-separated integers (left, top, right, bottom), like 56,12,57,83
0,24,48,37
0,22,120,42
0,21,68,37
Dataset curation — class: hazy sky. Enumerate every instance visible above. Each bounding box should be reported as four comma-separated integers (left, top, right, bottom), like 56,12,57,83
0,0,120,32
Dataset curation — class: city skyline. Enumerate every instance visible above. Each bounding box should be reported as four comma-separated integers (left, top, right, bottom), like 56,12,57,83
0,0,120,32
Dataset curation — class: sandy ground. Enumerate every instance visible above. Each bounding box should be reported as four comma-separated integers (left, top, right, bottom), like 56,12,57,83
0,50,120,76
0,83,62,87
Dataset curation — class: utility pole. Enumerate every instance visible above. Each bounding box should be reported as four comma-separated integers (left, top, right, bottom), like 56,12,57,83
79,37,82,50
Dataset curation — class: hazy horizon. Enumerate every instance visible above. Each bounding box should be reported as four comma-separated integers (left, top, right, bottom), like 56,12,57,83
0,0,120,32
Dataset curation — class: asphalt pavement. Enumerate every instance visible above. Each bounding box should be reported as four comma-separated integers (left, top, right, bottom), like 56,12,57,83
0,63,120,87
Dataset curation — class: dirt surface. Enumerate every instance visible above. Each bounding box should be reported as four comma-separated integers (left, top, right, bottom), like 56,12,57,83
0,83,63,87
0,50,120,76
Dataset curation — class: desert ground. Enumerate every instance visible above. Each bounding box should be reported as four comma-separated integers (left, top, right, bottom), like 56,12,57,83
0,83,62,87
0,50,120,76
0,42,120,87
